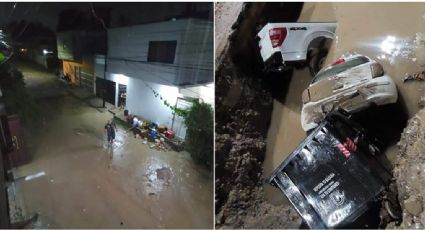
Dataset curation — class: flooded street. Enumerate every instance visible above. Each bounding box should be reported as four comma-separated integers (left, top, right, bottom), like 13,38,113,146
11,63,213,228
264,3,425,204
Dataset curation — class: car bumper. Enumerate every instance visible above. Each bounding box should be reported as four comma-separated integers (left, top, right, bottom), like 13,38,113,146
263,51,307,71
301,75,398,131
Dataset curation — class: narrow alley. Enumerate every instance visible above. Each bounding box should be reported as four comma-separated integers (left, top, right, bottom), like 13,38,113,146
9,62,213,228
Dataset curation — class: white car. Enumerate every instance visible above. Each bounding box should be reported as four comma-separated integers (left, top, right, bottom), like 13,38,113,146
301,54,398,131
257,22,337,75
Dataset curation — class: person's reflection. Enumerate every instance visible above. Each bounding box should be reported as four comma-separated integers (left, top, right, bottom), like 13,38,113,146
107,144,114,169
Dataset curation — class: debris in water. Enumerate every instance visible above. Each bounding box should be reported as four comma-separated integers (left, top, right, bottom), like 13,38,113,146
156,167,172,182
404,196,423,216
403,71,425,82
23,171,46,181
73,128,85,136
419,95,425,108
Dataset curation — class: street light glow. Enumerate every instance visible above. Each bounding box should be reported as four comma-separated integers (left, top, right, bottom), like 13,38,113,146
43,49,53,55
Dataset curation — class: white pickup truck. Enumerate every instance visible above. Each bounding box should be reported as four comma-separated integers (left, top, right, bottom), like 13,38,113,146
257,22,337,75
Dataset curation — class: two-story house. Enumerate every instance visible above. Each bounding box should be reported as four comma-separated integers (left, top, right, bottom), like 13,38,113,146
95,18,213,138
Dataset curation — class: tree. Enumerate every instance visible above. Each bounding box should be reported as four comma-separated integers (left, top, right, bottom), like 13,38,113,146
0,64,40,125
183,100,213,169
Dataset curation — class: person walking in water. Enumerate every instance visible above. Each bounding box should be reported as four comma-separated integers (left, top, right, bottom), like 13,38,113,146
104,120,117,146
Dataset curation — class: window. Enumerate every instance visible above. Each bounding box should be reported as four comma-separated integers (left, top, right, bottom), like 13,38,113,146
147,41,177,64
312,56,370,83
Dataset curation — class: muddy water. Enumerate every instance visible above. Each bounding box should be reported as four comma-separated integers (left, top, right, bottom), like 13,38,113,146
264,3,425,203
12,64,213,228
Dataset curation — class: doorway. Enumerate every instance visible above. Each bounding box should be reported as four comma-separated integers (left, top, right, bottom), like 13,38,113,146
96,78,116,105
118,84,127,109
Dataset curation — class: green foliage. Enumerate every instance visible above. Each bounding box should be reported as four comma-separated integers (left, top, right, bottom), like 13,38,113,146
163,100,189,118
183,100,213,169
0,64,40,125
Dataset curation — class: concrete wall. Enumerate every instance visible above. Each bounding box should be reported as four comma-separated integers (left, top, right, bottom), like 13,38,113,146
180,83,214,105
107,18,213,86
34,54,47,68
107,73,180,132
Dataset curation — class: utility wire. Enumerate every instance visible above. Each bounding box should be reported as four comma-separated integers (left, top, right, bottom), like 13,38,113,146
108,56,213,72
114,58,214,100
6,3,17,22
13,3,42,40
90,3,108,31
109,57,213,86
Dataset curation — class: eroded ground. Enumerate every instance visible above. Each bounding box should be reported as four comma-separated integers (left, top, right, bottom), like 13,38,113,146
264,2,425,203
216,2,425,229
10,62,213,228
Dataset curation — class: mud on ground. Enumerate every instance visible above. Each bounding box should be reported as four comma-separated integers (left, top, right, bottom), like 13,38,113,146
215,2,425,229
394,106,425,229
215,53,300,229
215,3,303,228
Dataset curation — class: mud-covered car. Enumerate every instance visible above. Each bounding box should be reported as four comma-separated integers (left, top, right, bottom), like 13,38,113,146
257,22,336,75
301,54,398,131
269,110,401,229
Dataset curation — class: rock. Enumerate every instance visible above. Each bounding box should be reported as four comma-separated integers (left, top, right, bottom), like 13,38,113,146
404,196,423,216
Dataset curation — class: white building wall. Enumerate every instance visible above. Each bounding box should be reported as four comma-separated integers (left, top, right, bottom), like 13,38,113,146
117,75,179,130
179,83,214,105
107,18,213,86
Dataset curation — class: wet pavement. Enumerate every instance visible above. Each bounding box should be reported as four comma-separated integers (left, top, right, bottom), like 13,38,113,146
263,3,425,204
10,62,213,228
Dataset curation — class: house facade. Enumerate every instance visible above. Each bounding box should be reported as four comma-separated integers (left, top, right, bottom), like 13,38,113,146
57,30,106,92
95,18,213,139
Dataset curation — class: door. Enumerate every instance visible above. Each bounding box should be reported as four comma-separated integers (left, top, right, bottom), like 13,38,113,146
80,70,95,93
118,84,127,108
6,115,27,167
96,78,116,105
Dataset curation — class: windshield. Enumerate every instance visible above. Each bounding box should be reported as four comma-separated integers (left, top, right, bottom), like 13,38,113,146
312,56,370,83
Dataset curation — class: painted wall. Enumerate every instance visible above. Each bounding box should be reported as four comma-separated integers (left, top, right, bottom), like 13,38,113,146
63,56,94,85
107,18,213,86
179,83,214,105
127,78,179,131
107,73,180,131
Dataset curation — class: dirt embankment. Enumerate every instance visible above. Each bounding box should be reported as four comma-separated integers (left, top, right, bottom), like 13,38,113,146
215,54,300,229
215,3,304,228
394,106,425,229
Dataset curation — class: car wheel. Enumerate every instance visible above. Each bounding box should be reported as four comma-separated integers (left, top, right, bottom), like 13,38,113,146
309,49,328,77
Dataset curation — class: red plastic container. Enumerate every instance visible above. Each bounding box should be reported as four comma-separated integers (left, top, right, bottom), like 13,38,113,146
165,130,175,139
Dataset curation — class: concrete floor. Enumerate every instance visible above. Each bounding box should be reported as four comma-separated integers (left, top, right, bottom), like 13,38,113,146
11,62,213,228
263,3,425,204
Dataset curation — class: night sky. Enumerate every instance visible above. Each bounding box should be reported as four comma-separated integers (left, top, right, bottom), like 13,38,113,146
0,2,213,30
